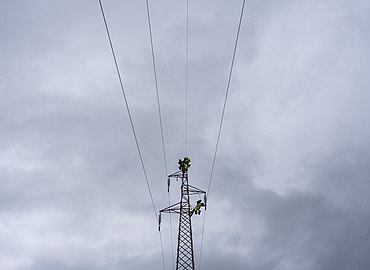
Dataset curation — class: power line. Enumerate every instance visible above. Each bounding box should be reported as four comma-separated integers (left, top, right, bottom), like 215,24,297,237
98,0,157,217
159,229,167,270
207,0,246,196
198,0,247,269
98,1,166,269
198,211,207,270
145,0,168,176
185,0,189,156
145,0,175,269
167,193,175,269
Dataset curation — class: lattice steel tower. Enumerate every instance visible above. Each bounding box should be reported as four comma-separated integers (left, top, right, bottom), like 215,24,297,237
159,157,207,270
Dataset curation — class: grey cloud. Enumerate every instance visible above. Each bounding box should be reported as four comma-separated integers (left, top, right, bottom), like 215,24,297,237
1,0,370,270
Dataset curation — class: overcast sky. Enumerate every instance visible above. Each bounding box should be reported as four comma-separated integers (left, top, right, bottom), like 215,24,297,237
1,0,370,269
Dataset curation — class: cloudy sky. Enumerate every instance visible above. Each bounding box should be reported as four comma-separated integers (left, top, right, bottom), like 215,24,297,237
1,0,370,269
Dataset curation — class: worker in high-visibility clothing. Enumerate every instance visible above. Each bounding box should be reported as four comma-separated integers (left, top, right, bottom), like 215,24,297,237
191,200,205,216
178,157,191,174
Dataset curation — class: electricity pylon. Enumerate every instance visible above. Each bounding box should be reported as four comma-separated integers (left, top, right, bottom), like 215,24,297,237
159,157,207,270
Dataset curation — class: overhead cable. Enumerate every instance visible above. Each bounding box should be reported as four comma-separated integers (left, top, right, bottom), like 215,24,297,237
145,0,175,268
185,0,189,156
198,0,247,269
145,0,168,176
98,0,158,218
98,1,166,270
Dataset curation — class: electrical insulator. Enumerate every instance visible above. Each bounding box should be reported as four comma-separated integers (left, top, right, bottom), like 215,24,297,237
204,194,207,210
158,212,162,231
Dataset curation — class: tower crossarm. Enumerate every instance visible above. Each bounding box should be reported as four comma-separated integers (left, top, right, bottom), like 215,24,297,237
160,202,182,214
188,185,206,196
167,171,183,192
168,171,182,179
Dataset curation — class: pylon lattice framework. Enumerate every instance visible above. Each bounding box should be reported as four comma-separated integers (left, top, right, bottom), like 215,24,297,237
159,158,206,270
